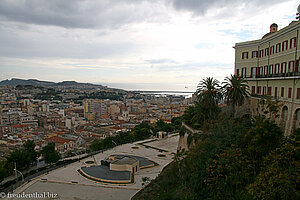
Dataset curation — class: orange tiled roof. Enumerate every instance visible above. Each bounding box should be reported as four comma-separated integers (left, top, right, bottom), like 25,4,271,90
46,136,70,144
11,124,28,128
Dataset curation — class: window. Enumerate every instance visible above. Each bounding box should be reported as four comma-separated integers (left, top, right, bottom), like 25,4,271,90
281,62,287,73
282,40,288,51
236,69,239,75
275,87,278,98
265,48,269,56
259,50,264,57
297,88,300,99
242,52,248,59
270,46,275,55
264,66,268,75
290,37,296,49
251,86,255,94
251,67,257,78
267,87,272,95
274,63,280,74
296,60,299,72
257,86,261,94
263,87,266,95
252,51,258,58
288,61,295,72
241,68,247,78
281,87,284,97
288,88,292,98
276,43,281,53
257,67,261,75
269,65,273,74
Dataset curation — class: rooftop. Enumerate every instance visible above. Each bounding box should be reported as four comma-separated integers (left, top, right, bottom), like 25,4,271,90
235,20,300,47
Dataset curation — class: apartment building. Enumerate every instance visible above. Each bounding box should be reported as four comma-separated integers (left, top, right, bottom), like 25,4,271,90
234,19,300,135
83,99,108,121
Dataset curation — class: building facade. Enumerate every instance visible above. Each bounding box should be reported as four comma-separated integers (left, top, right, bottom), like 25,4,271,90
234,20,300,135
83,99,108,121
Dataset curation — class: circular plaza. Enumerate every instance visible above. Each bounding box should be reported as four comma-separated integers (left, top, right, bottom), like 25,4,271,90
79,154,157,184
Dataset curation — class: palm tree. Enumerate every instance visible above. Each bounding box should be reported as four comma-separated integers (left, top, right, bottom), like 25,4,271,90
222,74,249,116
182,102,206,129
195,77,222,119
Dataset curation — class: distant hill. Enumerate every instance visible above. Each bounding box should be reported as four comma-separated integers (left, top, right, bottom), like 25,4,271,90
0,78,125,92
55,81,101,88
0,78,54,86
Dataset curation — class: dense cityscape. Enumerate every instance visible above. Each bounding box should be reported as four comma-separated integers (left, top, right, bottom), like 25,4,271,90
0,1,299,200
0,79,192,160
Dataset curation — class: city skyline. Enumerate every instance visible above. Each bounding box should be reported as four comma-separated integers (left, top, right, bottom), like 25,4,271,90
0,0,298,91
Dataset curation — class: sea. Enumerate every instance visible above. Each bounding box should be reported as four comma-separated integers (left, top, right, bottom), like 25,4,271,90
137,91,194,98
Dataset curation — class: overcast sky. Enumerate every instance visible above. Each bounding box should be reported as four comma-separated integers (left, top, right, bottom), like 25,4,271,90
0,0,298,91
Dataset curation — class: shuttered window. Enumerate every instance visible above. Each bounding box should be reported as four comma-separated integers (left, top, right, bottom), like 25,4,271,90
276,43,281,53
265,48,269,56
288,88,292,98
251,86,255,94
281,62,287,73
288,61,295,72
290,37,296,49
263,87,266,95
242,52,248,59
282,40,288,51
257,86,261,94
270,46,274,55
267,87,272,95
297,88,300,99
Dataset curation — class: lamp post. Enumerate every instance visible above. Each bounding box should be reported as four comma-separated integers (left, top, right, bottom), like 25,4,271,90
14,162,24,183
112,140,117,155
111,140,117,147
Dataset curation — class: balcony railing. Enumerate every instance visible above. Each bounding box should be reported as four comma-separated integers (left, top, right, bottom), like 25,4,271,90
250,94,300,103
250,93,272,99
245,72,300,79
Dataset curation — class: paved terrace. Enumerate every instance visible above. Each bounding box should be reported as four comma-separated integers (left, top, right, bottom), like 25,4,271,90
5,134,179,200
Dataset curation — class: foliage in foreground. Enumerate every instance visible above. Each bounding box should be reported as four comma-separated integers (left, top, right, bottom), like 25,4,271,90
133,114,299,200
41,142,61,165
133,75,299,199
0,140,38,182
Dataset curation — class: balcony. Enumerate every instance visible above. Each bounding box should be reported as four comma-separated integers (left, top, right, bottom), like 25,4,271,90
250,93,272,99
245,72,300,80
250,94,300,104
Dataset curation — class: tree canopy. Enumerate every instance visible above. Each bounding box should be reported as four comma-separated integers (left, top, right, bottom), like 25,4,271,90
41,142,60,165
133,75,299,200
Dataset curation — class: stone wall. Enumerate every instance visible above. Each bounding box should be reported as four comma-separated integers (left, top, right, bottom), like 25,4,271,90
177,123,202,152
248,97,300,136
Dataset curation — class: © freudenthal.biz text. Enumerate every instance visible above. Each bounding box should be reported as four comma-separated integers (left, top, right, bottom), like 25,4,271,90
6,192,58,199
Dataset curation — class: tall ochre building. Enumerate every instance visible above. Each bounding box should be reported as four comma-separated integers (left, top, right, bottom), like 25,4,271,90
83,99,108,121
234,10,300,135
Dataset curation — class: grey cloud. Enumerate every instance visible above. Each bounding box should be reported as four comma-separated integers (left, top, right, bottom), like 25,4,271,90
0,0,287,29
153,62,232,72
0,0,168,29
0,25,137,59
145,59,177,64
170,0,287,16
